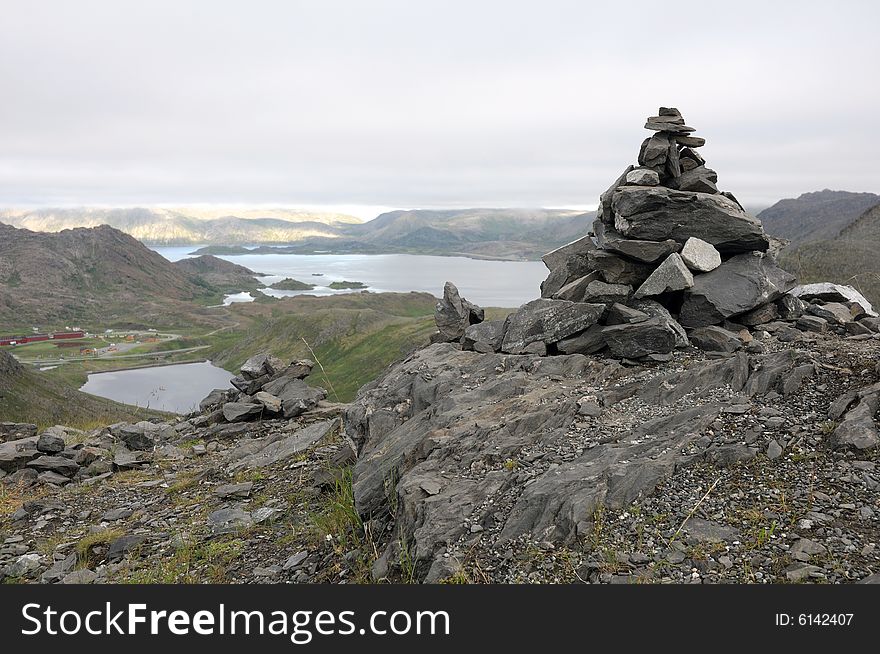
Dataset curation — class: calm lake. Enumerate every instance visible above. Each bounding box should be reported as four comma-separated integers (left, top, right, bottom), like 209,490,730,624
80,361,233,414
153,246,548,307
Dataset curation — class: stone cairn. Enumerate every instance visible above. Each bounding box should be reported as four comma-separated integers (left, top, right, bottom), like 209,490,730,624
433,107,879,360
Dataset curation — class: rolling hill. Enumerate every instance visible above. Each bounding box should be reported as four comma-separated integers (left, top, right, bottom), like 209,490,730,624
0,350,163,428
779,202,880,307
0,207,361,245
758,190,880,247
0,224,247,329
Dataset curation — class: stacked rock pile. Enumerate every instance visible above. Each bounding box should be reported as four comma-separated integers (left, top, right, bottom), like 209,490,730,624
198,353,329,423
432,108,880,360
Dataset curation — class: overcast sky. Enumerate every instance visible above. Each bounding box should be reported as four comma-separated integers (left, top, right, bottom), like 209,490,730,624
0,0,877,216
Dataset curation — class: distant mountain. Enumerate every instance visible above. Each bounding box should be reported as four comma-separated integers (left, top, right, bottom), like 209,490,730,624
758,190,880,247
0,224,242,328
0,207,361,245
780,202,880,307
194,208,597,260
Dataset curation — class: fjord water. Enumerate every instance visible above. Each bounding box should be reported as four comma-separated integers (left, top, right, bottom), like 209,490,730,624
153,247,547,307
80,361,233,414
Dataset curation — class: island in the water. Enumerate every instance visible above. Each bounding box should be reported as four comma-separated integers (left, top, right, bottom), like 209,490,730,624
269,278,316,291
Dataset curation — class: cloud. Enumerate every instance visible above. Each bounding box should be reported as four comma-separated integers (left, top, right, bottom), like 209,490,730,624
0,0,877,210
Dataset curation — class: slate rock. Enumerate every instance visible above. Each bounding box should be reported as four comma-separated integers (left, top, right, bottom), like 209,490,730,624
602,318,678,358
628,299,689,348
679,253,797,327
107,535,147,562
462,319,507,353
261,376,327,418
581,281,632,306
213,482,254,499
113,423,155,451
777,294,807,320
625,168,660,186
208,506,254,535
26,455,79,477
688,326,742,353
607,303,649,325
253,391,283,413
541,234,596,272
551,272,602,302
633,253,694,298
555,324,607,355
603,237,681,263
434,281,484,342
36,432,65,454
680,237,721,273
222,402,264,422
612,186,770,254
673,165,718,193
807,302,852,325
796,315,828,333
500,299,605,353
587,250,654,286
830,393,879,450
791,283,877,317
62,569,97,584
241,353,286,380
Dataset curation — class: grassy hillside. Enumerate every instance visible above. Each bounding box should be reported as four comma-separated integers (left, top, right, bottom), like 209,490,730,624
758,190,880,248
0,351,165,429
780,203,880,308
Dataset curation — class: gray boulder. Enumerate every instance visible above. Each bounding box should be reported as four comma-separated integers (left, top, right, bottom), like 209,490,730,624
0,423,37,443
541,234,596,272
551,272,601,301
603,237,680,263
253,391,283,413
680,237,721,272
26,455,79,477
261,376,327,418
791,283,877,317
628,299,689,348
587,250,654,286
688,326,742,353
555,324,606,354
222,402,264,422
807,302,852,325
240,353,285,380
625,168,660,186
112,423,154,451
679,252,796,327
434,281,484,342
796,315,828,333
633,253,694,298
611,186,770,253
581,280,632,306
462,319,507,353
199,388,232,413
607,303,649,325
36,432,65,454
673,165,718,193
830,391,879,451
601,318,678,358
500,300,605,353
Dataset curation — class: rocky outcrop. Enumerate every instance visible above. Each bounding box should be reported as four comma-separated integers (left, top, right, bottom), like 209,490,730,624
433,282,485,342
345,335,880,583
